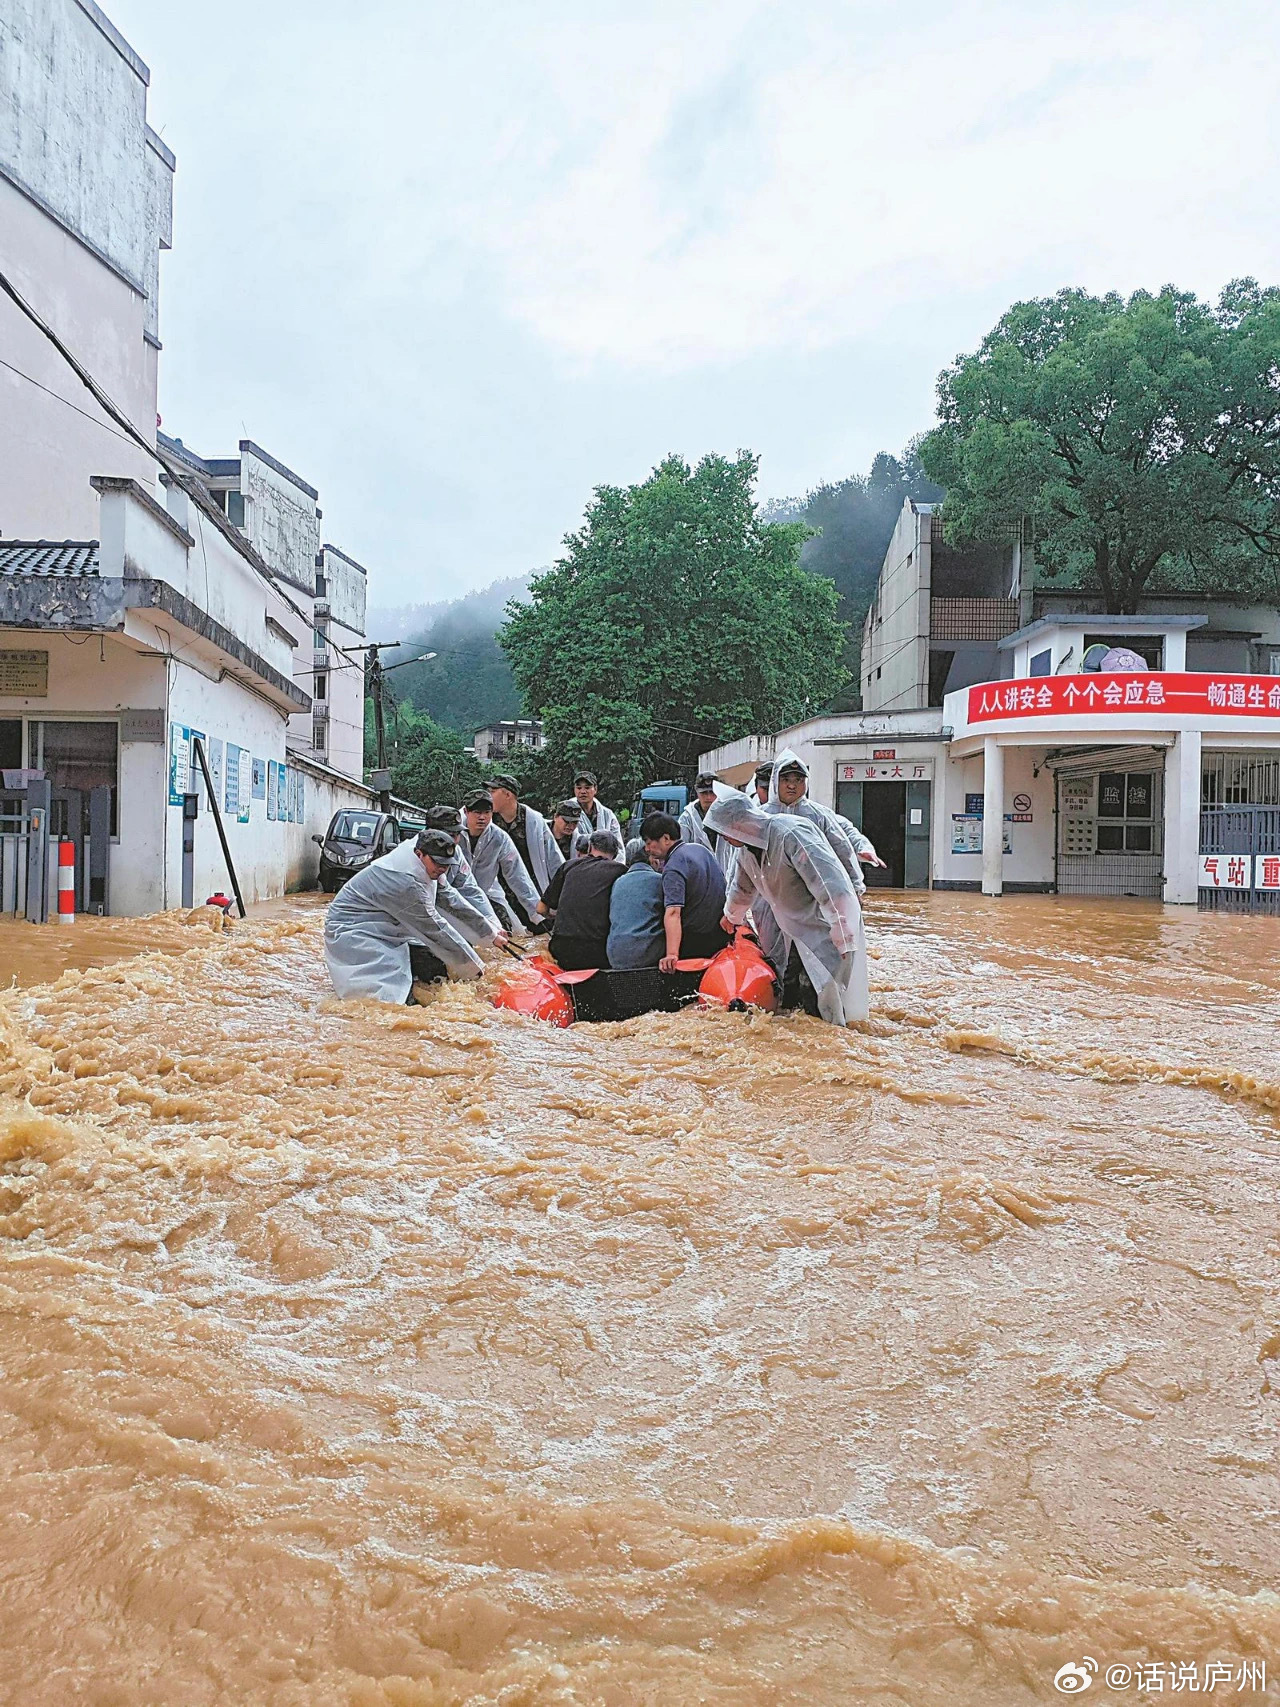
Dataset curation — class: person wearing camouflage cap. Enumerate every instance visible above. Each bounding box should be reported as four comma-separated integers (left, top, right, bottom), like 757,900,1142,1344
323,828,499,1003
424,804,506,937
460,790,542,933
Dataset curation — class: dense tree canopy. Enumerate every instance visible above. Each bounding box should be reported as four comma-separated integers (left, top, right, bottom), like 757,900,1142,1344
500,453,848,799
919,282,1280,612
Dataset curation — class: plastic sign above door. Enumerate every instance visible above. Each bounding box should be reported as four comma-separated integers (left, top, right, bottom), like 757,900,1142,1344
968,673,1280,723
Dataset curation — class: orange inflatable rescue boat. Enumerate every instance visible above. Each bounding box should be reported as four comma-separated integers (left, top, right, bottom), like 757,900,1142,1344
696,929,778,1013
489,956,576,1027
490,934,777,1026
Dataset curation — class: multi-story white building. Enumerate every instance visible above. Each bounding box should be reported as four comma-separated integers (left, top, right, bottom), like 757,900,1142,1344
471,718,544,762
158,436,369,784
0,0,375,915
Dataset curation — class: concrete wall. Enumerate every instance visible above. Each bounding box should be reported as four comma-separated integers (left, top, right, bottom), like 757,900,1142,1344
0,174,159,538
0,0,167,297
0,0,172,541
932,745,1056,889
163,656,288,907
317,546,367,784
240,445,319,597
861,501,930,712
283,758,374,890
324,545,366,637
97,481,300,685
1030,595,1280,672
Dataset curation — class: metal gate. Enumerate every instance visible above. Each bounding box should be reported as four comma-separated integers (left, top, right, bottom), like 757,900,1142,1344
0,779,52,921
1199,806,1280,915
47,785,112,913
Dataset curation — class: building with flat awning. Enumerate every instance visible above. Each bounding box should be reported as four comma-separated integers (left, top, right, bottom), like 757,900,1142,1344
0,0,387,917
942,613,1279,906
698,501,1280,913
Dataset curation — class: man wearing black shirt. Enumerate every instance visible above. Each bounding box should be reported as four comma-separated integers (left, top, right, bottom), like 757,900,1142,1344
539,830,624,969
488,773,562,927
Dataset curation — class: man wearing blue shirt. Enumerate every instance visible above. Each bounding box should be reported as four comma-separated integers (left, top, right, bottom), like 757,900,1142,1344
641,812,730,970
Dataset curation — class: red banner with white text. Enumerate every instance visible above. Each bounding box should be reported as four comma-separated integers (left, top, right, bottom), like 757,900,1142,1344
967,673,1280,724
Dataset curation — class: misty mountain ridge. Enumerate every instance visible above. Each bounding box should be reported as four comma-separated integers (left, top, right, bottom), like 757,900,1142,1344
373,574,533,738
367,574,532,648
372,448,934,735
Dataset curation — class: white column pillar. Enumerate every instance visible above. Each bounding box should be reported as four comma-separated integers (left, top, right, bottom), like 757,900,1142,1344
1163,729,1201,904
1164,630,1187,672
982,736,1004,896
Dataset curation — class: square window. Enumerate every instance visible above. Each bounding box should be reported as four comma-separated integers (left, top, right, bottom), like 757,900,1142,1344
1125,773,1153,817
1125,824,1153,852
1097,772,1126,818
1095,823,1125,852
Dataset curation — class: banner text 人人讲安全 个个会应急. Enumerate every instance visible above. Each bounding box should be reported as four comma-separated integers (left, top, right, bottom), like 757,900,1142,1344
967,673,1280,722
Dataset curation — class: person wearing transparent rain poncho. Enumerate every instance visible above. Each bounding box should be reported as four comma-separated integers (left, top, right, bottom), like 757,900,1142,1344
733,746,881,979
766,747,882,882
704,792,869,1026
323,829,498,1003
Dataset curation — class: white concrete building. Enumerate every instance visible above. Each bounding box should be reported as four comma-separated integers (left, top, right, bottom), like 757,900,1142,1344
702,501,1280,913
158,436,369,785
0,0,372,914
0,0,171,541
471,718,545,762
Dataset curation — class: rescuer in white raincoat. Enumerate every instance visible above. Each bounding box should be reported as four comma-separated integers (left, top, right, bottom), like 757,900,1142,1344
570,771,623,850
679,772,737,875
323,829,495,1003
766,748,882,890
488,774,564,898
705,793,868,1026
425,804,505,936
460,792,543,931
735,747,878,972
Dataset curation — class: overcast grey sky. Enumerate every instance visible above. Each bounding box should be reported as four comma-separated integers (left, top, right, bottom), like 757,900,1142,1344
108,0,1280,608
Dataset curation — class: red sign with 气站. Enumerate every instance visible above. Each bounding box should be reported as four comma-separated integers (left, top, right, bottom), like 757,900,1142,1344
967,673,1280,724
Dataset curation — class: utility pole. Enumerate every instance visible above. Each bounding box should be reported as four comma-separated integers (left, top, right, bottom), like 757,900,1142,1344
364,642,397,813
362,642,437,815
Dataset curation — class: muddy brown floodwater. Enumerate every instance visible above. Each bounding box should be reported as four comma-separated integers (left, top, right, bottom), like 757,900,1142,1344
0,893,1278,1705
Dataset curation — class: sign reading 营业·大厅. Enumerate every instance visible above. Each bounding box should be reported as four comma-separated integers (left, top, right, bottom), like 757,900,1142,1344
839,761,932,781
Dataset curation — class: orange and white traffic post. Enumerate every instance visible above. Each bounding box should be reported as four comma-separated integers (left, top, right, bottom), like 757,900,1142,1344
56,838,75,924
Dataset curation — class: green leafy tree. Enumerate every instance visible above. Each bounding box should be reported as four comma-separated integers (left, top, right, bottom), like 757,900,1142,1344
500,452,848,800
919,282,1280,612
